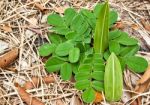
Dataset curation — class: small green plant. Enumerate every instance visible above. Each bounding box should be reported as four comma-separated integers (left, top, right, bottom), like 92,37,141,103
38,0,148,103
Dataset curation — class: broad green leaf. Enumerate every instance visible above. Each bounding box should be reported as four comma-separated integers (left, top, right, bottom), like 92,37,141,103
125,56,148,73
69,47,80,63
65,31,79,40
51,27,70,35
94,1,109,53
109,30,121,40
119,45,140,57
55,42,74,56
45,56,64,72
64,8,77,26
38,43,56,56
60,62,72,80
94,3,104,18
72,63,79,74
47,14,65,27
105,52,123,101
48,34,63,45
75,80,90,90
92,81,104,91
109,40,120,54
109,11,118,26
115,32,138,45
82,88,95,103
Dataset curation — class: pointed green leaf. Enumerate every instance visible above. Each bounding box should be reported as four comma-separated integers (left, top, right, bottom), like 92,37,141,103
60,62,72,80
105,53,123,101
82,88,95,103
94,1,109,53
38,43,56,56
55,42,74,56
125,56,148,73
109,30,121,40
69,47,80,63
45,56,64,72
94,3,104,18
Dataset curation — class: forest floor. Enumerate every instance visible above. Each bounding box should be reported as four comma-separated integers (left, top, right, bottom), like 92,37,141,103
0,0,150,105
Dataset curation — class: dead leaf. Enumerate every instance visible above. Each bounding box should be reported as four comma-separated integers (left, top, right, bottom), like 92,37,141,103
141,19,150,32
138,65,150,84
24,75,55,89
0,25,12,32
70,96,82,105
54,6,67,14
131,24,139,30
34,3,46,11
114,21,124,29
15,83,44,105
94,92,103,103
0,48,19,69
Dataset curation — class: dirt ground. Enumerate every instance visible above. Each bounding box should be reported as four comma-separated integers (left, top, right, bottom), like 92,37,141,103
0,0,150,105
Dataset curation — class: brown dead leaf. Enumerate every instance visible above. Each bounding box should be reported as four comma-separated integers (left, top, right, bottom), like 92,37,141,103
94,92,103,103
0,25,12,32
0,48,19,69
70,96,82,105
54,6,68,14
34,3,46,11
138,65,150,84
131,24,139,30
24,75,55,89
15,83,44,105
141,19,150,32
114,21,125,29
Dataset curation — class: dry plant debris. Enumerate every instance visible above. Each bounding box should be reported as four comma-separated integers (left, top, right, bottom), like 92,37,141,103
24,75,55,89
0,48,19,69
0,0,150,105
15,83,44,105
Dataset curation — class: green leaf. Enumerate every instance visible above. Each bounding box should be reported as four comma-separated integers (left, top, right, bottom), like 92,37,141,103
94,3,104,18
119,45,140,57
60,62,72,80
82,88,95,103
64,8,77,26
94,1,109,53
55,42,74,56
47,14,65,27
72,63,79,74
92,81,104,91
51,27,70,35
92,71,104,81
75,72,91,81
109,30,121,40
105,52,123,101
104,50,111,60
109,40,120,54
48,34,63,45
45,56,64,72
69,47,80,63
75,80,90,90
125,56,148,73
115,32,138,45
109,10,118,26
38,43,56,56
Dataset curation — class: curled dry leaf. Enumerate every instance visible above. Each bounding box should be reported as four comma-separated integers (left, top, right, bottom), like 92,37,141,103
24,75,55,89
15,83,44,105
138,65,150,84
0,48,19,69
94,92,103,103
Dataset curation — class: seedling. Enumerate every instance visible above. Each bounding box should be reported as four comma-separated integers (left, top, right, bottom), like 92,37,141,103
38,0,148,103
